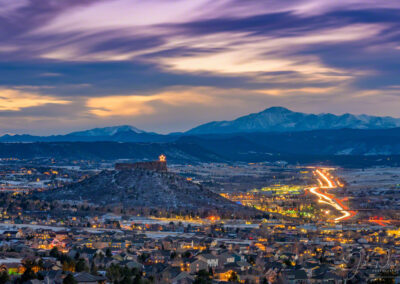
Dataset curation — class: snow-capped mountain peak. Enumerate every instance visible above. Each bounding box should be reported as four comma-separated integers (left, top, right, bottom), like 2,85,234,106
68,125,146,137
187,107,400,134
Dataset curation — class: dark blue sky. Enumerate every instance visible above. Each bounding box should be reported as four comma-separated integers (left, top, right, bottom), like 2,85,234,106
0,0,399,134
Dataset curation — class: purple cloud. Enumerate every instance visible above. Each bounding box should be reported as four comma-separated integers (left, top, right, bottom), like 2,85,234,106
0,0,399,134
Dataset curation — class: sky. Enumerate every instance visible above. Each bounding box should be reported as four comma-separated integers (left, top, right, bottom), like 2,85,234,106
1,0,400,135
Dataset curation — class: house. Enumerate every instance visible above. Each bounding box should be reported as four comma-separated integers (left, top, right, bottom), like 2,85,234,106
150,250,170,263
197,253,219,268
172,271,195,284
143,263,167,280
171,272,195,284
311,271,342,283
189,259,208,274
41,259,61,271
218,252,236,266
73,272,107,284
215,269,239,282
2,230,19,239
119,260,143,270
55,231,69,241
239,270,263,284
236,261,251,271
280,269,308,284
39,270,63,284
161,267,182,283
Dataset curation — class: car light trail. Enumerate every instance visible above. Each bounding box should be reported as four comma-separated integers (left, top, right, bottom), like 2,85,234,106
316,169,334,188
308,169,355,222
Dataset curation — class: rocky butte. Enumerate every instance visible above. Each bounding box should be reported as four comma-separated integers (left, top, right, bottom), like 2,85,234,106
115,154,168,172
40,154,256,218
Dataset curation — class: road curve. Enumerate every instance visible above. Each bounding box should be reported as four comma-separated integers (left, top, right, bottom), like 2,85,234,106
309,169,355,222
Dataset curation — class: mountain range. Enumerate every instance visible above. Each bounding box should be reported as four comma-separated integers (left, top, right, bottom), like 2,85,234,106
2,128,400,166
2,107,400,142
187,107,400,134
1,107,400,163
0,125,170,143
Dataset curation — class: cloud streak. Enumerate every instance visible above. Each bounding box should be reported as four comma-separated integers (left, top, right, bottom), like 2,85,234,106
0,0,399,134
0,88,70,111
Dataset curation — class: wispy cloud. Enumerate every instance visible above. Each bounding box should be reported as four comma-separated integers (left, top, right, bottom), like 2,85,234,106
0,88,70,111
153,25,382,80
0,0,29,15
86,87,218,117
0,0,399,133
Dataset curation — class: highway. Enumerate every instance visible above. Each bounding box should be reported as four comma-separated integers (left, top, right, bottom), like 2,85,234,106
308,169,356,222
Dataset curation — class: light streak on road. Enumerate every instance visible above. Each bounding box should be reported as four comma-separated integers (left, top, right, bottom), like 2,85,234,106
336,179,344,187
308,169,355,222
368,217,391,226
316,169,334,188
